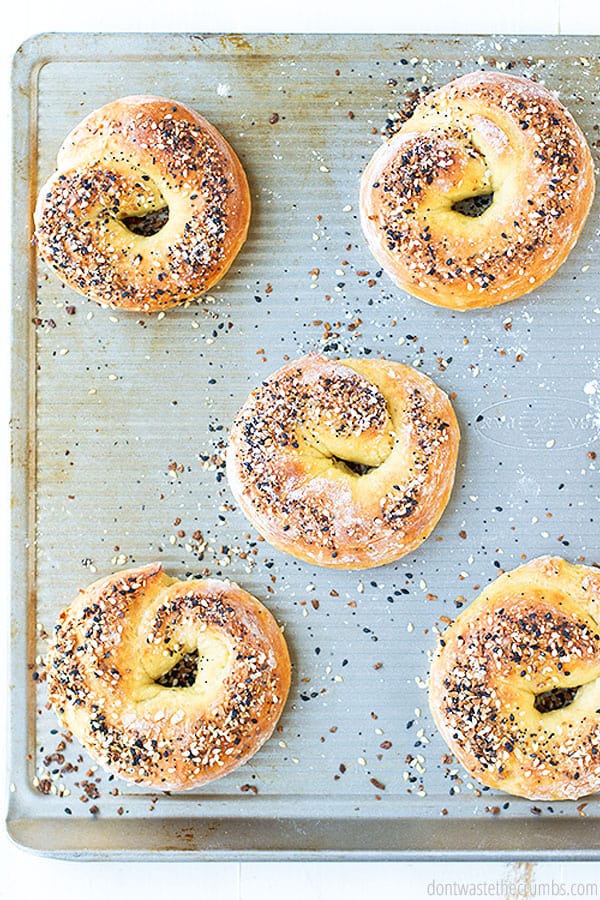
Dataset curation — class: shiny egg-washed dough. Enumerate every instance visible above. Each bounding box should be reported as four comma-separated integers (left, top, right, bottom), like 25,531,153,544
46,564,290,791
34,95,251,312
226,353,460,569
429,556,600,800
360,71,594,310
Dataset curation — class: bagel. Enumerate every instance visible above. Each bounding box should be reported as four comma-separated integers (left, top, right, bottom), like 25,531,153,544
226,353,459,569
360,71,595,311
34,95,251,312
429,556,600,801
46,564,290,791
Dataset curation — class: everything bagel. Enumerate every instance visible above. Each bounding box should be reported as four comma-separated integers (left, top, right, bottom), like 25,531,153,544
226,353,460,569
360,71,594,310
46,564,290,791
429,556,600,800
34,95,251,312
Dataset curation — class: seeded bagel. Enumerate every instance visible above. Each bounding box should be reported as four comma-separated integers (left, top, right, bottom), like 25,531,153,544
429,556,600,800
226,353,460,569
360,72,594,310
46,564,290,790
34,95,251,312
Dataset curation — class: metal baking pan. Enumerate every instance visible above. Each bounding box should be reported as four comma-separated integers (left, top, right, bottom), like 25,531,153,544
8,31,600,860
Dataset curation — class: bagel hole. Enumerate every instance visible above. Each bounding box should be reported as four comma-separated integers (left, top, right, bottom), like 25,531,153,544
156,649,198,688
121,206,169,236
452,192,494,218
333,456,376,476
534,685,579,714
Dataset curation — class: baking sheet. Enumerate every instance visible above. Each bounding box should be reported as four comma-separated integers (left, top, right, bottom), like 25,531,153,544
8,31,600,859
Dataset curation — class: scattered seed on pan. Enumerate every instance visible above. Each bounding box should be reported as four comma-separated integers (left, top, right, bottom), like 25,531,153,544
240,784,259,794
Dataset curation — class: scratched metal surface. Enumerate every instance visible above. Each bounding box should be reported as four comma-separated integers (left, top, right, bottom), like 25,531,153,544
8,31,600,859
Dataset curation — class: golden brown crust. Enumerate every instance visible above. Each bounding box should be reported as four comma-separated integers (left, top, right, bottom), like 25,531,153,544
360,72,595,311
429,556,600,800
34,95,251,312
46,564,290,791
226,353,460,569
